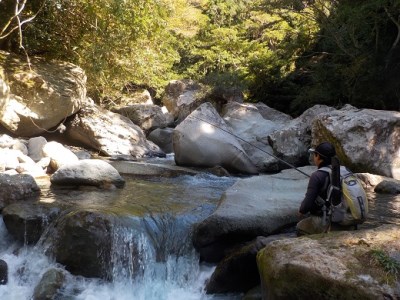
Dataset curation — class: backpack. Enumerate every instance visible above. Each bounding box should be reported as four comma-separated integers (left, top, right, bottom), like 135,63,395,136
319,164,368,226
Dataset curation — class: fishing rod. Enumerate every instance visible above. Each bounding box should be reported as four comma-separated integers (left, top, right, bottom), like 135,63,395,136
189,115,311,178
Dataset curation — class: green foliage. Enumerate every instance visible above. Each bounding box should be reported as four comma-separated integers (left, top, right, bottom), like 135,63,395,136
1,0,399,113
370,249,400,280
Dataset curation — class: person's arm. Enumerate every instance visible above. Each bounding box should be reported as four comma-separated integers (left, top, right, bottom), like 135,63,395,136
299,172,321,215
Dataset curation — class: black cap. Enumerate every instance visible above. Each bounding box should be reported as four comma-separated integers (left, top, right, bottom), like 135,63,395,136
309,142,336,158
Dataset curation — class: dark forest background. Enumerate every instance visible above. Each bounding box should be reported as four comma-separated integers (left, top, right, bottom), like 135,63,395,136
1,0,399,115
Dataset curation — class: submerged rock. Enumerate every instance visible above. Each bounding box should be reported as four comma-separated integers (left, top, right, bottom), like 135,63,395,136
0,259,7,285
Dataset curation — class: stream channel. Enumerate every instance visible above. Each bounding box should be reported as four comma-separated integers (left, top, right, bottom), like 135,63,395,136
0,166,240,300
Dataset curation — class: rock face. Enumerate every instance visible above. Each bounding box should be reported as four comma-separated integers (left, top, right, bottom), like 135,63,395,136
0,51,86,136
65,104,164,158
50,159,125,188
193,166,314,261
0,174,40,210
257,225,400,300
267,105,335,167
312,106,400,179
173,102,258,175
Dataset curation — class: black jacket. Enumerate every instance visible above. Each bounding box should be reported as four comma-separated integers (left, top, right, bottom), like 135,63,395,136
299,167,330,216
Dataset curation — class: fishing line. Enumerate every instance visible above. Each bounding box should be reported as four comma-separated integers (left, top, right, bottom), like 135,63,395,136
188,115,311,178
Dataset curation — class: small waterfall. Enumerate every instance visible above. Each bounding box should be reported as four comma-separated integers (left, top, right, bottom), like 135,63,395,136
0,174,241,300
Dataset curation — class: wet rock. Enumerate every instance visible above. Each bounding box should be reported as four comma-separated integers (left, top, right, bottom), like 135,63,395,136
0,174,40,210
32,268,65,300
2,202,62,244
0,259,8,285
51,210,114,279
50,159,125,188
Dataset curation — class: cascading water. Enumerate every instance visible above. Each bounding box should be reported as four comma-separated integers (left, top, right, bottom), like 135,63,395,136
0,173,242,300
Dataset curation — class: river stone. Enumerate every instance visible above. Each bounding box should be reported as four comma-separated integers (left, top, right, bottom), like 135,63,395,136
32,268,65,300
2,202,62,244
52,210,113,279
312,106,400,179
257,225,400,299
193,166,314,261
173,102,258,175
65,104,164,158
50,159,125,188
0,174,40,210
0,50,86,136
267,105,335,167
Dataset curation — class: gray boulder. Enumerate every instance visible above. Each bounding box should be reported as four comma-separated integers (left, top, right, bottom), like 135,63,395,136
42,141,79,171
193,166,314,261
65,104,164,158
374,179,400,194
173,102,258,175
0,174,40,210
257,225,400,299
312,106,400,179
0,51,86,136
267,105,335,167
50,159,125,188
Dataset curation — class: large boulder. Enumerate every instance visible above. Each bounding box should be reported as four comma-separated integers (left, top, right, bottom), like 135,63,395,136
267,105,335,167
257,225,400,299
50,159,125,188
147,127,174,154
50,210,114,279
65,104,164,158
113,104,173,133
222,102,292,172
0,174,40,210
193,166,314,262
173,102,258,175
0,51,86,136
312,106,400,179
